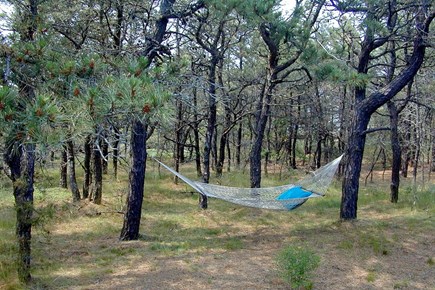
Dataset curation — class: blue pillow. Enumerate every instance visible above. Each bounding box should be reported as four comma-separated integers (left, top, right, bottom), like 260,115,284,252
276,186,312,200
276,186,312,210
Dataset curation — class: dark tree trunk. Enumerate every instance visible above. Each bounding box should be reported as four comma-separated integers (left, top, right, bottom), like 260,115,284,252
315,139,322,169
67,140,81,202
91,137,103,204
250,81,274,188
59,145,68,188
388,102,401,203
4,143,35,283
217,132,228,176
286,98,294,168
341,110,371,219
236,122,242,169
401,118,411,177
192,86,202,178
201,60,217,203
82,134,92,199
113,126,120,179
102,135,108,174
120,119,147,240
174,97,183,184
216,71,232,176
432,127,435,172
201,57,218,208
226,138,231,172
291,96,300,169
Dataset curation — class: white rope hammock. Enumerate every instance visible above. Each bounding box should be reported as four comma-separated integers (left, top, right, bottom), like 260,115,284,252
154,155,343,211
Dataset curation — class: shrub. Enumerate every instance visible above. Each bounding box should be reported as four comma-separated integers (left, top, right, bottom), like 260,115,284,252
276,245,320,289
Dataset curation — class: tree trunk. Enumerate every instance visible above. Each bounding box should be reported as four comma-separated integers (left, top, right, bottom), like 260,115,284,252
341,110,371,219
59,145,68,188
315,139,322,169
113,126,120,179
201,56,219,208
102,134,108,174
432,126,435,172
236,122,242,169
192,87,202,178
82,134,92,199
401,118,411,178
91,137,103,204
4,143,35,283
250,80,274,188
67,140,81,202
388,101,401,203
174,97,183,184
120,119,147,240
291,96,300,169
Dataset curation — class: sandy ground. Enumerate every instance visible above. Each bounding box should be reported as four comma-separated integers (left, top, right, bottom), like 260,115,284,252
40,217,434,290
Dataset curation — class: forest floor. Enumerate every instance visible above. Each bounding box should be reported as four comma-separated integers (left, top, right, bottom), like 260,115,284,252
1,164,434,289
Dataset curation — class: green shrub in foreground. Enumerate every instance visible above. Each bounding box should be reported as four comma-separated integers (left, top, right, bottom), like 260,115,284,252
276,245,320,289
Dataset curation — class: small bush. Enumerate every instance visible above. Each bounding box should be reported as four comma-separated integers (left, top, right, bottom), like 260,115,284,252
276,245,320,289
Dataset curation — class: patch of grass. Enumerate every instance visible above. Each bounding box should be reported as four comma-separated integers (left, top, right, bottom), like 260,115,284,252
223,237,244,250
366,270,377,282
337,240,354,250
427,257,434,266
393,280,410,289
361,233,390,255
150,241,190,255
275,245,320,290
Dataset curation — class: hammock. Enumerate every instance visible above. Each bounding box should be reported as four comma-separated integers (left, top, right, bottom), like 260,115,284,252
154,155,343,211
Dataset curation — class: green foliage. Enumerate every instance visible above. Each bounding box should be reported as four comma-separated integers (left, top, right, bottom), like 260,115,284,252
366,270,377,282
275,245,320,289
223,237,244,250
361,233,390,255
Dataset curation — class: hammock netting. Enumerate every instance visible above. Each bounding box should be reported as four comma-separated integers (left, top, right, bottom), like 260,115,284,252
155,154,343,211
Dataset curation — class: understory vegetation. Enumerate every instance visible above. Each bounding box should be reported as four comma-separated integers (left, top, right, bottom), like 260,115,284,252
0,161,433,289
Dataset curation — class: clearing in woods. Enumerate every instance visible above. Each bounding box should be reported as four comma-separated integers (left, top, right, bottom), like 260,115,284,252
0,164,434,289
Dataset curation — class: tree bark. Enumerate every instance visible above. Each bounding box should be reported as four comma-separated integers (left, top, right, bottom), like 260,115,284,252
113,126,120,179
341,109,371,219
67,140,81,202
102,134,109,174
250,80,275,188
192,84,202,177
432,126,435,172
82,134,92,199
59,145,68,188
388,101,401,203
120,119,147,240
236,122,242,169
91,137,103,204
4,143,35,283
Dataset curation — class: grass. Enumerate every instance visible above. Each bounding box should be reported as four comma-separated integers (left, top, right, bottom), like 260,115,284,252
275,245,320,289
0,160,434,289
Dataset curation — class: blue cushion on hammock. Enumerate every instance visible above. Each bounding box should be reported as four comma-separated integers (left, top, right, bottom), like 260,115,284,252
276,186,312,200
276,186,312,210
